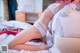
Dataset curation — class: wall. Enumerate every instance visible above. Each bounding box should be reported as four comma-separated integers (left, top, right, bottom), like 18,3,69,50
0,0,4,19
43,0,55,10
3,0,9,20
17,0,43,13
34,0,43,13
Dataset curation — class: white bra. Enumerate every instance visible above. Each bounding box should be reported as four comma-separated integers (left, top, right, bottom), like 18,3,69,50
51,4,80,53
60,11,80,38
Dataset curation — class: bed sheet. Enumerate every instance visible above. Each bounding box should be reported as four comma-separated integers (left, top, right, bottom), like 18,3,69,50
0,21,50,53
0,34,50,53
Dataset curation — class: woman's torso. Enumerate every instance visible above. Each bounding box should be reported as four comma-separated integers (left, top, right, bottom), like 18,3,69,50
49,3,80,53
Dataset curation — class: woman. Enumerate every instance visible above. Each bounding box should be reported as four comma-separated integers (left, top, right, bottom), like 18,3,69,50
8,0,71,51
49,0,80,53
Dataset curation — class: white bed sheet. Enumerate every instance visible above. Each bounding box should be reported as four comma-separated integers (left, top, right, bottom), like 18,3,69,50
0,21,50,53
0,35,50,53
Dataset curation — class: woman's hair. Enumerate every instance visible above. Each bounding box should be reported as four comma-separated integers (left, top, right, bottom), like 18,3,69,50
63,0,74,2
56,0,63,2
71,0,74,2
56,0,74,2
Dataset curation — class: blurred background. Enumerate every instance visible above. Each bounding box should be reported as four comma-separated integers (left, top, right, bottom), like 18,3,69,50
0,0,55,24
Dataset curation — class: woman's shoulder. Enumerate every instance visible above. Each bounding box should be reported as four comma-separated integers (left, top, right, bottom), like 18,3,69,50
61,3,75,11
48,3,62,14
48,3,61,9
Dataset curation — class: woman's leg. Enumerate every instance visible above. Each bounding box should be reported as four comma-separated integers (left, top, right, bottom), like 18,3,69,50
8,5,54,51
8,25,46,50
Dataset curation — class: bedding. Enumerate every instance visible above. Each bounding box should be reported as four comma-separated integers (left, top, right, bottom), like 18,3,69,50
0,34,50,53
0,21,50,53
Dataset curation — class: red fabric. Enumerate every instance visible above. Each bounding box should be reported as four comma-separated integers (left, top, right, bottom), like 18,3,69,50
0,28,19,36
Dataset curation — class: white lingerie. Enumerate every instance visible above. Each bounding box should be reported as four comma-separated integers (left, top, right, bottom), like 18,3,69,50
49,3,80,53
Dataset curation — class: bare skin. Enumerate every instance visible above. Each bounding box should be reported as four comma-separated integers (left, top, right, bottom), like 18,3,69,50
8,0,71,51
8,8,53,51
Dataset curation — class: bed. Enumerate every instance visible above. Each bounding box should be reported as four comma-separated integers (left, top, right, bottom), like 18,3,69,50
0,21,51,53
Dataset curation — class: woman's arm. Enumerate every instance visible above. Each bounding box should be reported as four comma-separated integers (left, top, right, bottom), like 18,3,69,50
38,8,53,28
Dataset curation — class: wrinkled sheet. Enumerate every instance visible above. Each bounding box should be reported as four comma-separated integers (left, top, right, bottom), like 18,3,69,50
0,21,50,53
